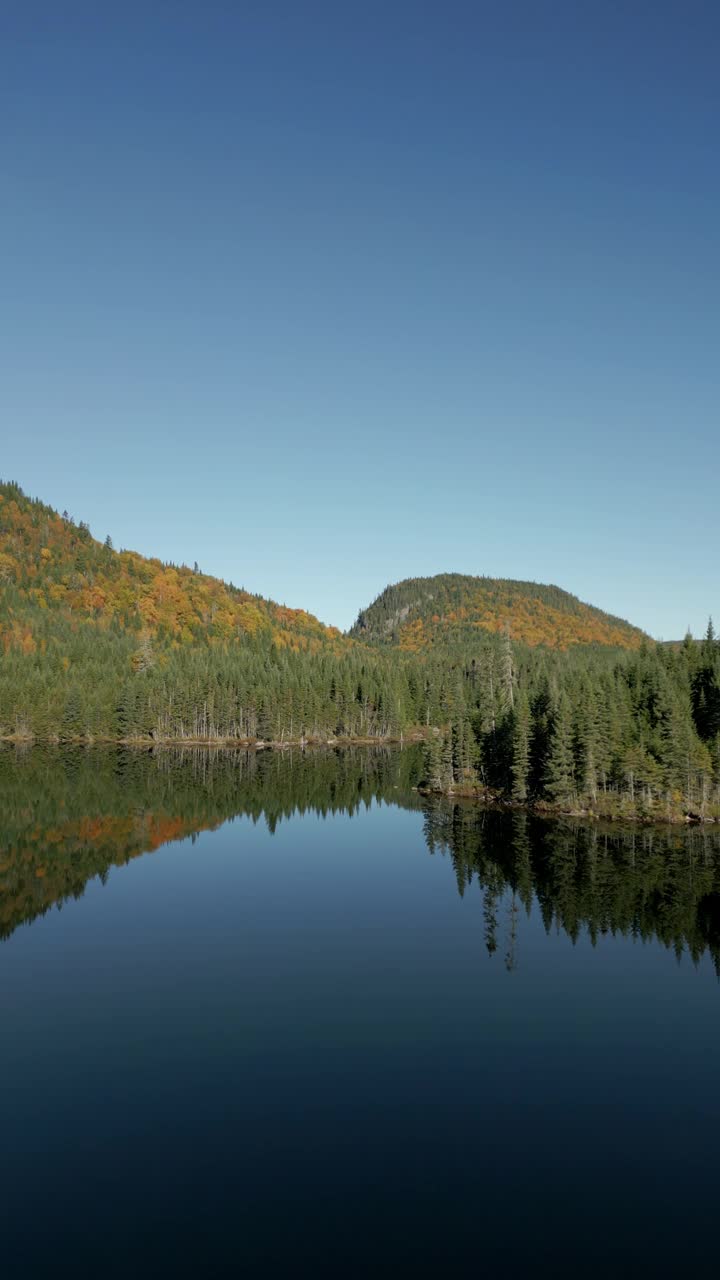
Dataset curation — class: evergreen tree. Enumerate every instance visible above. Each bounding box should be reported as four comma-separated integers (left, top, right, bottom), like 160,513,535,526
544,696,575,806
511,692,531,802
422,735,446,791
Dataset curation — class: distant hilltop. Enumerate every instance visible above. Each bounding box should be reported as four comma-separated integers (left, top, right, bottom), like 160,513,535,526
350,573,647,651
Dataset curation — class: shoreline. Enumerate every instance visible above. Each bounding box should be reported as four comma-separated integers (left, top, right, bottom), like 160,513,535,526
2,732,717,828
416,783,720,827
0,731,426,749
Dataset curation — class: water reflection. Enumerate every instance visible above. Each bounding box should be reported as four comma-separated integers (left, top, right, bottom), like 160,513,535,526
0,744,421,939
424,803,720,974
2,744,720,970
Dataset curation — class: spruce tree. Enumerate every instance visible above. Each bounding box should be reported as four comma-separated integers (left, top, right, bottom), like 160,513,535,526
544,696,575,806
422,735,444,791
511,692,531,802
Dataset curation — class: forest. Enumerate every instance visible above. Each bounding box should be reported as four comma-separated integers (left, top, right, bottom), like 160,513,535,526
1,480,719,822
420,623,720,822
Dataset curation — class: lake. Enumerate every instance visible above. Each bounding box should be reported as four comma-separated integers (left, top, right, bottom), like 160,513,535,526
2,745,719,1275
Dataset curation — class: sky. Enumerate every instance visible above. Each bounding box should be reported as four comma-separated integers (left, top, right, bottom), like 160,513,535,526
2,0,718,637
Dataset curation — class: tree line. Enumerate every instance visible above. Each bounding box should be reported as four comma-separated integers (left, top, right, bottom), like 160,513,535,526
2,613,719,820
422,623,720,821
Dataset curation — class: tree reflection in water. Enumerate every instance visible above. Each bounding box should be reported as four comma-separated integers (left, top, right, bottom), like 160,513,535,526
2,743,720,972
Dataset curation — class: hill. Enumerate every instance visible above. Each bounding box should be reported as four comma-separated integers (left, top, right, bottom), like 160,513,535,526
350,573,646,652
1,482,719,825
0,480,393,741
0,480,345,657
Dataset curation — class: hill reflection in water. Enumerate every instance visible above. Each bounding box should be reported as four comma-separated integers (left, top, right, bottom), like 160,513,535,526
2,743,720,971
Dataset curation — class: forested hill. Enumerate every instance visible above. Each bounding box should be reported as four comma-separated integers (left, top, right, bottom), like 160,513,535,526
1,484,647,660
4,479,719,830
0,480,408,742
0,480,345,655
350,574,646,651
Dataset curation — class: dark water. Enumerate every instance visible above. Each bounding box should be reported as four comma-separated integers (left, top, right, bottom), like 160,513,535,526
2,746,720,1276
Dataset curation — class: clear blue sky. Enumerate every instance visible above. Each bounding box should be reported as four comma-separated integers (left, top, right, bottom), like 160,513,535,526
2,1,718,637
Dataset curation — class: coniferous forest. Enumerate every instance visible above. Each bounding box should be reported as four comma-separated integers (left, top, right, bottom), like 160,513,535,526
1,480,719,822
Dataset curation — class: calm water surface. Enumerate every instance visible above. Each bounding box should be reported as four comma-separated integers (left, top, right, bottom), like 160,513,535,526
2,746,719,1275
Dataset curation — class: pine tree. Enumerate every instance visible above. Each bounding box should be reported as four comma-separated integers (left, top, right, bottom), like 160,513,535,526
501,625,515,711
451,715,475,783
422,734,448,791
511,692,531,802
441,731,454,789
544,696,575,806
575,686,600,805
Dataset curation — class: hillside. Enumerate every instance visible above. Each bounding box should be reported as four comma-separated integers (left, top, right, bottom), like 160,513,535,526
1,482,718,826
0,480,345,656
0,481,411,742
350,573,646,652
